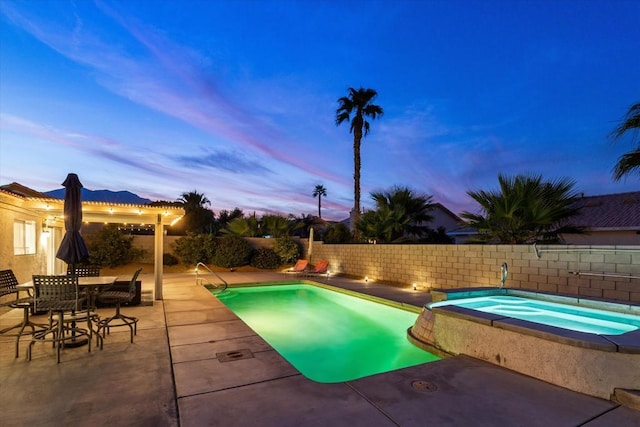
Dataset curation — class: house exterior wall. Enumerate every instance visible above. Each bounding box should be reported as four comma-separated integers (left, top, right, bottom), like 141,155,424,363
311,242,640,303
0,192,48,284
429,208,461,232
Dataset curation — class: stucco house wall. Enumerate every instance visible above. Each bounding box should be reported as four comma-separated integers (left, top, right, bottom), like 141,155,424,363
0,191,48,285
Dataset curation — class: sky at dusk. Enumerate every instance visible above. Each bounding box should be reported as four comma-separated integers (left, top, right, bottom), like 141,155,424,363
1,0,639,221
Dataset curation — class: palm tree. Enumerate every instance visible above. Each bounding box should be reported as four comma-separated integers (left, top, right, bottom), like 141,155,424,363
223,213,261,237
357,186,434,243
461,174,583,244
178,190,210,211
312,184,327,218
611,102,640,181
336,87,383,235
177,191,214,234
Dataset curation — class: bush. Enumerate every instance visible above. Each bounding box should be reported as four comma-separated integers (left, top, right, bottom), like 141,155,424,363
324,223,353,244
85,224,145,268
163,253,179,266
212,236,253,268
173,233,216,265
272,236,300,264
250,247,282,269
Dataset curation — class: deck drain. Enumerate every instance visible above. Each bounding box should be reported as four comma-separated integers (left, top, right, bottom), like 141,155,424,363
217,349,254,363
411,380,437,392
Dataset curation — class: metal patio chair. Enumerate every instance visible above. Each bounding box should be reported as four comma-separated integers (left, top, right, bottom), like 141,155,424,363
97,268,142,343
0,269,45,357
28,275,94,363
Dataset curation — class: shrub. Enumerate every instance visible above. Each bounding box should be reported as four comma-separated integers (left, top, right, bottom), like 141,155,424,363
163,253,179,266
173,233,216,265
323,223,353,244
272,236,300,264
250,247,282,269
85,224,145,268
212,236,252,268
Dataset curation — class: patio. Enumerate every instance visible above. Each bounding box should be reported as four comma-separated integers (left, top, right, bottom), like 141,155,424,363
1,271,638,426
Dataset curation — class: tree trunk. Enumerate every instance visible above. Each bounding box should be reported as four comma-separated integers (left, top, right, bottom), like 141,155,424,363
318,195,321,218
353,131,362,239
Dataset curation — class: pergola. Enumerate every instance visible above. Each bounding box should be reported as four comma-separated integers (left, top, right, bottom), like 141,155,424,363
23,197,184,300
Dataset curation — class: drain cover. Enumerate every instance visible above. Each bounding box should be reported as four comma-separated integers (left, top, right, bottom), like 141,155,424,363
217,349,254,362
411,380,437,392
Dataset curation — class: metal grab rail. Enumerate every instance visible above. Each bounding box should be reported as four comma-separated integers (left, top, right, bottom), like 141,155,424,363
195,262,228,293
570,271,640,280
533,242,640,259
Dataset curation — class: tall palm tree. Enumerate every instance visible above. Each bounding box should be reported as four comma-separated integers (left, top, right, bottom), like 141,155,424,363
461,174,582,244
312,184,327,218
336,87,383,235
611,102,640,181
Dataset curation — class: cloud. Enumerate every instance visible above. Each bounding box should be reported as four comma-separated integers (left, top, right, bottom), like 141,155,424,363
175,149,272,174
0,113,178,178
3,1,346,185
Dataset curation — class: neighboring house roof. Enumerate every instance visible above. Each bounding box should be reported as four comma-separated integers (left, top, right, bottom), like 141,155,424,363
1,182,52,198
446,226,480,237
570,191,640,231
448,191,640,240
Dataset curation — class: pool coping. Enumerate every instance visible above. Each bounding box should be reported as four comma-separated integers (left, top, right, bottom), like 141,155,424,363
208,279,424,314
428,288,640,354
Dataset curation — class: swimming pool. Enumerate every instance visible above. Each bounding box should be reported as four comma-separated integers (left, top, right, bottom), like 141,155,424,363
216,283,439,383
429,295,640,335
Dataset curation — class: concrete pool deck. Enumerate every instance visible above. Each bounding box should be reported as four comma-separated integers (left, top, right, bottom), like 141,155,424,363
1,272,639,426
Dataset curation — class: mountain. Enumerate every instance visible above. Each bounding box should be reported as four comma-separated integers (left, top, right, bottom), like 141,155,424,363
44,188,152,205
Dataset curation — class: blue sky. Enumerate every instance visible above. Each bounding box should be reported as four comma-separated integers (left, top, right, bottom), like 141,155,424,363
1,0,639,221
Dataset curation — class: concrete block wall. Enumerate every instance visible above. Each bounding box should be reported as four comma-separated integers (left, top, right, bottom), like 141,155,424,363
312,243,640,303
132,235,182,264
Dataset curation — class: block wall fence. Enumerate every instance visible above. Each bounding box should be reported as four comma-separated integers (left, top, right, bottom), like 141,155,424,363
311,243,640,303
130,236,640,303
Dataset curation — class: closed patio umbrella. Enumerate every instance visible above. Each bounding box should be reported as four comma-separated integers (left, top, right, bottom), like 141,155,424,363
56,173,89,274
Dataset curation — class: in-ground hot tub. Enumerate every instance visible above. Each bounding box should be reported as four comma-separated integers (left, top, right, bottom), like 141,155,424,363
408,288,640,399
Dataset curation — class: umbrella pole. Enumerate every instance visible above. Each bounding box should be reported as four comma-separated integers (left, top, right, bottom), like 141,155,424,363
66,262,87,347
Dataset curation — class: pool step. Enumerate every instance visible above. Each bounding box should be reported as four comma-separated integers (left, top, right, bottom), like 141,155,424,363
612,388,640,411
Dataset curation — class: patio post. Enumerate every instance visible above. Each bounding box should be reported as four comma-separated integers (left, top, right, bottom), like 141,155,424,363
154,213,163,300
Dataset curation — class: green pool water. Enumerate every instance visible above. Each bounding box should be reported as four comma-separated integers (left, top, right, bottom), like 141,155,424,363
216,284,439,383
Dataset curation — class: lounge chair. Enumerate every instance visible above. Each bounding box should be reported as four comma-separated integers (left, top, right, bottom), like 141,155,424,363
305,260,329,277
286,259,309,273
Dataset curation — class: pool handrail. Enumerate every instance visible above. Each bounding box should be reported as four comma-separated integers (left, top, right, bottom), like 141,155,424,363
500,262,508,288
195,262,228,293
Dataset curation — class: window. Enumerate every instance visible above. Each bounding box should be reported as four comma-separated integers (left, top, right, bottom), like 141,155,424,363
14,220,36,255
